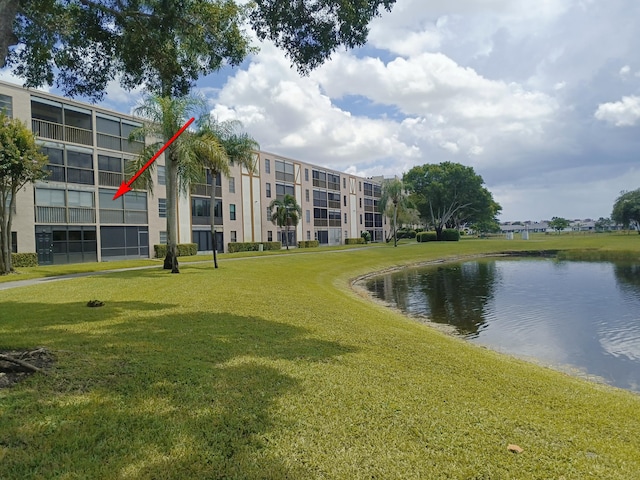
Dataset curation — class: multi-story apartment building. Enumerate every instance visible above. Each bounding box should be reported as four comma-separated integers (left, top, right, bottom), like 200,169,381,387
1,80,389,265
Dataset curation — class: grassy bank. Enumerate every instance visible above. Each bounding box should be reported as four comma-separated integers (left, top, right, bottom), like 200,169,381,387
1,235,639,478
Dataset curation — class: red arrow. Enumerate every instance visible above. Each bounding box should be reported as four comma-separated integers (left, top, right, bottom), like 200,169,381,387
112,117,195,200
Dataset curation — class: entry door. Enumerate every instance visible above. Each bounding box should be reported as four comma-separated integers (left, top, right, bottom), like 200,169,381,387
138,230,149,257
36,232,53,265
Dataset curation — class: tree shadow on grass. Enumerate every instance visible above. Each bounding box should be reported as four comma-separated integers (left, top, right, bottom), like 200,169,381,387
0,302,356,478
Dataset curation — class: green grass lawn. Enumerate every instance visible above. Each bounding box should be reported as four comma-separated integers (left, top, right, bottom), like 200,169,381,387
1,234,639,479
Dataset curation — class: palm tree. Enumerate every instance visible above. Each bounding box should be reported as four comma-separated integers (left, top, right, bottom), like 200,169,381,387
129,94,212,273
269,194,302,250
195,116,259,268
379,177,409,247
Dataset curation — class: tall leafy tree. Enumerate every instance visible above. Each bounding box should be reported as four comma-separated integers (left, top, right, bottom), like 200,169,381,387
2,0,397,97
548,216,570,234
196,116,259,268
379,177,409,247
0,110,48,274
403,162,500,241
269,194,301,250
612,189,640,232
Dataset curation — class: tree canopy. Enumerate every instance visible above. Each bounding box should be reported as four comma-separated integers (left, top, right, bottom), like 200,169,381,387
548,216,570,234
403,162,500,240
0,110,48,273
2,0,397,98
612,189,640,231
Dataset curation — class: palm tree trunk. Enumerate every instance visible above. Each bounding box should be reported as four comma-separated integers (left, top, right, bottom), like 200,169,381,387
210,171,218,268
393,203,398,247
165,155,180,273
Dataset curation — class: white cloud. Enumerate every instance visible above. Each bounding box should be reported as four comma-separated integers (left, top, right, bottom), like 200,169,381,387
595,96,640,127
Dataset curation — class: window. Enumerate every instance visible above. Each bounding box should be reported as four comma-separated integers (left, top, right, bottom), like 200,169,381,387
0,94,13,117
359,181,362,192
230,204,236,220
268,230,273,242
11,232,17,253
344,195,347,207
307,231,311,241
266,182,271,198
159,231,167,244
159,198,167,218
305,168,309,181
67,190,94,208
265,158,270,174
343,177,346,189
305,189,310,202
42,145,94,185
35,188,66,206
230,230,237,243
359,198,362,208
229,177,235,193
360,214,363,224
98,154,122,173
313,190,327,207
275,160,294,182
157,165,166,185
364,182,373,196
306,210,311,223
192,198,210,217
328,173,340,191
344,213,347,224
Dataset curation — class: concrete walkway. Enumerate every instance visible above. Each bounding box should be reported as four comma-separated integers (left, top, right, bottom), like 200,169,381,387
0,264,164,291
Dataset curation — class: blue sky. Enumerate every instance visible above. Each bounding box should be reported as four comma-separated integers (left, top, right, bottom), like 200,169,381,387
3,0,640,221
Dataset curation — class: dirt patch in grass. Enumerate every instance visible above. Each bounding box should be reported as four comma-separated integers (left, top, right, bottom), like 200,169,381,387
0,348,55,388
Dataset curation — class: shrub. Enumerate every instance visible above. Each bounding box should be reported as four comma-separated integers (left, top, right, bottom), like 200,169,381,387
442,229,461,241
345,238,365,245
154,243,198,258
360,231,371,243
298,240,319,248
227,242,282,253
417,232,437,243
11,252,38,267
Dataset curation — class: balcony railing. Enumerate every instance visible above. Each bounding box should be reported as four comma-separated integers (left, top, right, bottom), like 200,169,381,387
32,119,92,146
36,206,66,223
314,219,328,227
68,207,96,223
99,171,124,187
36,206,95,223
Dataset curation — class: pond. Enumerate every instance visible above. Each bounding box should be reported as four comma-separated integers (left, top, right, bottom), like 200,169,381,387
364,257,640,393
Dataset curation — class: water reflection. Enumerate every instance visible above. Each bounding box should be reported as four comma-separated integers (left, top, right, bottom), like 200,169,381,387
365,258,640,393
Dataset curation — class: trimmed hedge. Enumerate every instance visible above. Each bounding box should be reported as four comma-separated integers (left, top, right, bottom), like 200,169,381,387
11,252,38,267
298,240,319,248
442,229,461,241
227,242,282,253
154,243,198,258
417,231,438,243
345,238,365,245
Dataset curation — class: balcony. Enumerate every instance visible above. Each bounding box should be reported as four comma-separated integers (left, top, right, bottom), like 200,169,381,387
32,119,93,146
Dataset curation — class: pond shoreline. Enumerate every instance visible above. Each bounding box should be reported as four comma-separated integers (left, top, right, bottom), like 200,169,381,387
350,250,635,393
